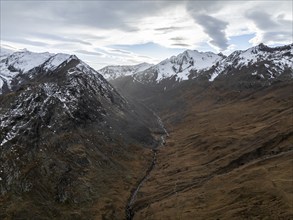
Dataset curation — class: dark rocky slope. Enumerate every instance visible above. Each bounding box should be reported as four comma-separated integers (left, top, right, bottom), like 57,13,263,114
0,54,164,219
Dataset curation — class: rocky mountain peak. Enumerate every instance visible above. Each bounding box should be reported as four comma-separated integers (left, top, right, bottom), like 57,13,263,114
0,50,87,94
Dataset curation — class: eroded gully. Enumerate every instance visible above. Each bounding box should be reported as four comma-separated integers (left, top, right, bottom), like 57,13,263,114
125,111,168,220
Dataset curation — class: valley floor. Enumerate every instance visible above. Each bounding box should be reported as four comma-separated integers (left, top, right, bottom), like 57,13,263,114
129,82,293,219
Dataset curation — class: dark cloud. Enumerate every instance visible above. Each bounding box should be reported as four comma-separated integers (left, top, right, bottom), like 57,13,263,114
170,37,186,41
246,11,279,30
262,31,293,43
194,15,229,50
246,10,292,43
186,0,223,14
154,26,184,33
172,43,190,47
75,50,104,56
185,1,229,50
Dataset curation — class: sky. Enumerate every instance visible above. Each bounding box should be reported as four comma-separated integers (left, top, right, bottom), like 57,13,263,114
1,0,292,69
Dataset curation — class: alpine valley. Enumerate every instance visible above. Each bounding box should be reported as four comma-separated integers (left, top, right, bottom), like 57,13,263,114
0,43,292,220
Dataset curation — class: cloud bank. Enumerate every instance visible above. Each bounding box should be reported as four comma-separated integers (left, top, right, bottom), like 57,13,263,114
1,0,292,68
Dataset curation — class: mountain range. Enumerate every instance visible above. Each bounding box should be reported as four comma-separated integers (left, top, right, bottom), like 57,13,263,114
99,43,292,84
0,43,292,219
1,43,292,95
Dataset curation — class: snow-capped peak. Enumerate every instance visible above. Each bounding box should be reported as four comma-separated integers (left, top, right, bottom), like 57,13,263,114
0,49,75,94
135,49,223,83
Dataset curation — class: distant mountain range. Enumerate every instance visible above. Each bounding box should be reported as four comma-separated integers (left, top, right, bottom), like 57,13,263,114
99,43,293,84
98,62,153,80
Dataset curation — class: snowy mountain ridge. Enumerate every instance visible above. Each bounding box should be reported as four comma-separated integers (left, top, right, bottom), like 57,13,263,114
1,43,292,94
209,43,293,81
98,62,153,80
116,43,291,84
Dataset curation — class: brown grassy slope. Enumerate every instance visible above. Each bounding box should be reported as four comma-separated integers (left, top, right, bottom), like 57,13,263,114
0,129,154,220
134,81,293,219
0,97,156,219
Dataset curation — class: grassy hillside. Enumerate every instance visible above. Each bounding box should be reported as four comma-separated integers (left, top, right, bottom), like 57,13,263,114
114,79,293,219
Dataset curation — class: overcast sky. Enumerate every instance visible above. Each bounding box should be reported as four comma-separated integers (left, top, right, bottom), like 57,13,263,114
1,0,292,69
